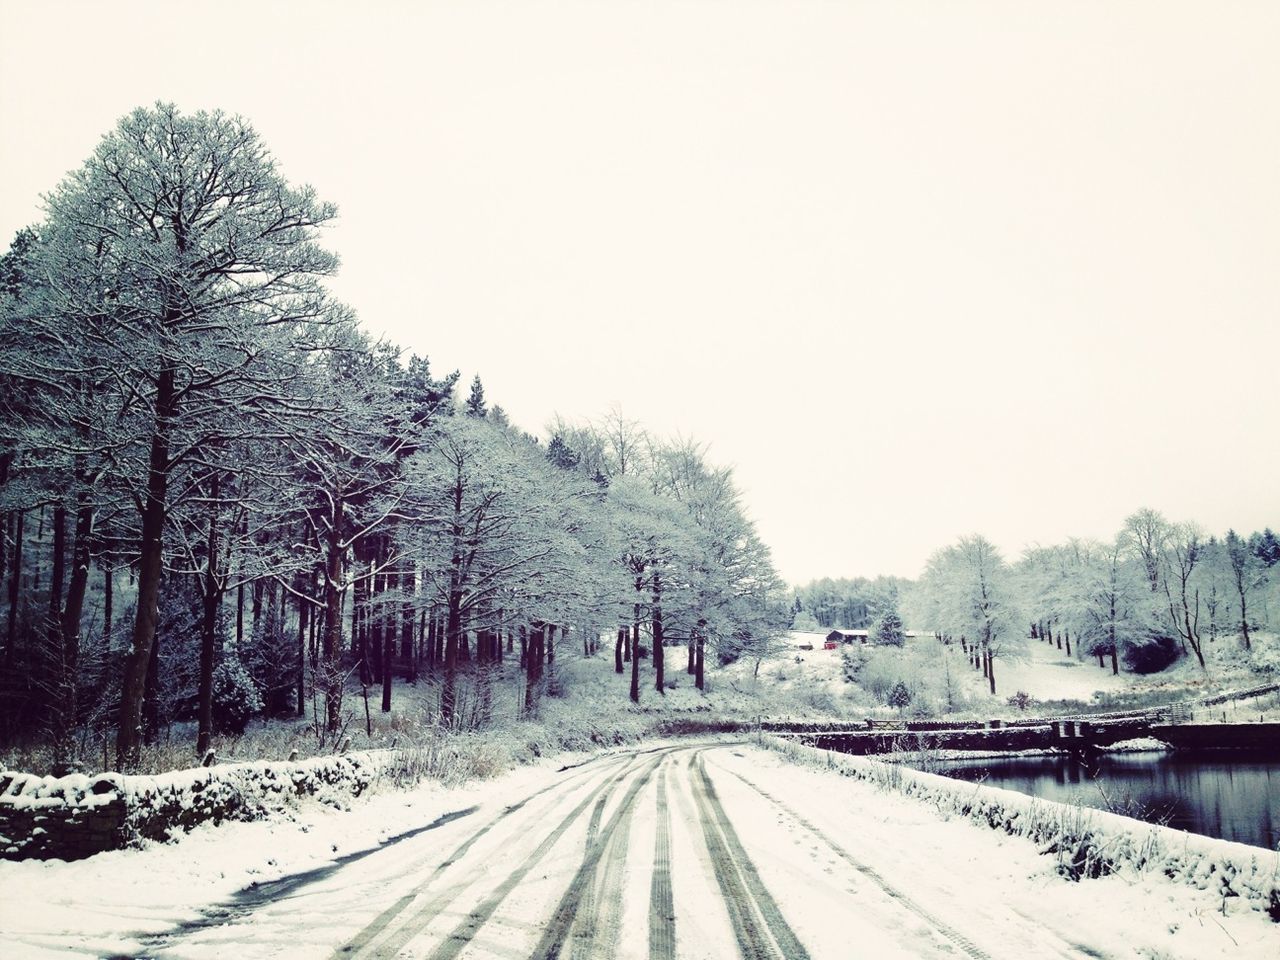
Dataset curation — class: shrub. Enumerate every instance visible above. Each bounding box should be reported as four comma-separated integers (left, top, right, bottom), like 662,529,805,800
1123,635,1181,674
888,681,911,711
1007,690,1034,712
212,657,264,736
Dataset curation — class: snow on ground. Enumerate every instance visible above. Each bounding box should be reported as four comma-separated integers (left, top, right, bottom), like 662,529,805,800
0,750,599,959
975,638,1131,704
3,740,1275,960
713,746,1279,960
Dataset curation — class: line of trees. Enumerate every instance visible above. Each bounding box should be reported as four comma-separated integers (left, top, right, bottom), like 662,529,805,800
905,513,1279,694
790,576,910,632
0,104,786,773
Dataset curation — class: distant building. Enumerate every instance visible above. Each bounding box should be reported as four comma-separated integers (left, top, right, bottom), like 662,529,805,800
824,628,925,649
824,629,868,648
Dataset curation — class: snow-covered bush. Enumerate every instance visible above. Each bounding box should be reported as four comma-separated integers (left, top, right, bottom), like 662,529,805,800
212,657,264,736
1007,690,1034,712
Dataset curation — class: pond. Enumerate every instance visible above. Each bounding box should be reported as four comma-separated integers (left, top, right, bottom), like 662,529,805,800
931,752,1280,851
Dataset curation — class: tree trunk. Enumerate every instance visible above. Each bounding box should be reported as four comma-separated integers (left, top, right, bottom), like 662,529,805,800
116,366,175,768
687,636,696,675
142,618,161,745
525,624,544,716
400,573,414,668
1238,592,1252,651
101,557,113,649
46,503,66,652
322,499,345,732
986,650,995,695
615,626,625,673
629,625,640,704
381,564,397,711
236,581,244,646
197,477,220,756
353,543,370,685
652,570,664,694
48,503,81,769
296,585,308,717
441,588,461,727
371,557,385,685
695,618,706,691
381,614,393,713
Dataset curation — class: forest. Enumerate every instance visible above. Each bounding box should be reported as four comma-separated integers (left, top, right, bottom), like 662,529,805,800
0,104,787,776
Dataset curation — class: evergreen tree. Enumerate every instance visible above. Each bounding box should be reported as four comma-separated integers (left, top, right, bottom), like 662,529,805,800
1250,528,1280,567
888,680,911,712
465,375,487,418
873,609,905,646
546,433,581,471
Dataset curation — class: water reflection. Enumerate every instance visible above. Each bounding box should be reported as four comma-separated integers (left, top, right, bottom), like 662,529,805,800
932,753,1279,851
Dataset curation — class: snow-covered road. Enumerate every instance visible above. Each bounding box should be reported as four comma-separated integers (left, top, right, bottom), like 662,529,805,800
4,742,1273,959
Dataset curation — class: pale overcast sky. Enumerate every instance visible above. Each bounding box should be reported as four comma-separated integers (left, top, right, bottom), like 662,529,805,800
2,1,1277,584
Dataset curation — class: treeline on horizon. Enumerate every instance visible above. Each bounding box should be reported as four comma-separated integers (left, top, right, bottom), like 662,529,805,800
0,103,787,774
794,512,1280,694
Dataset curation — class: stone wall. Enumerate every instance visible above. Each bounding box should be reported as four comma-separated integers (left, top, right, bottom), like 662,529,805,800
0,752,387,862
0,772,128,860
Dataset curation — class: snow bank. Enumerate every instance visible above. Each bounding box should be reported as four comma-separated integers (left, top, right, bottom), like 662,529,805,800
764,736,1280,919
0,751,388,861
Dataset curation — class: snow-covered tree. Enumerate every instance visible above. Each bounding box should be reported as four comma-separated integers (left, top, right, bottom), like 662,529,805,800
28,103,346,766
464,375,487,418
872,607,906,647
916,535,1021,695
1224,529,1265,651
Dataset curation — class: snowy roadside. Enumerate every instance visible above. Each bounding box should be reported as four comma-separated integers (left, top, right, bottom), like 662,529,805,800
0,740,665,959
737,740,1278,959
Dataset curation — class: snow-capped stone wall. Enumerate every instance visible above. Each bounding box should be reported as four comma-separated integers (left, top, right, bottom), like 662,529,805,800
0,753,386,861
0,772,127,861
766,737,1280,920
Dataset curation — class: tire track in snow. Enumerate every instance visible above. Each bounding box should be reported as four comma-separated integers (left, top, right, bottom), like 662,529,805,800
704,751,997,960
562,756,625,959
686,750,812,960
334,750,636,959
567,755,665,960
648,762,676,960
531,752,667,959
424,748,676,960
